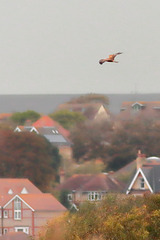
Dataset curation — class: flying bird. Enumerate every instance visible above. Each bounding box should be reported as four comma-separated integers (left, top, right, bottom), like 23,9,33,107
99,52,123,64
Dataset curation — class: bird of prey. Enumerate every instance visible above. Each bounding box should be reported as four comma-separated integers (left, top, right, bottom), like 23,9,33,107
99,52,123,64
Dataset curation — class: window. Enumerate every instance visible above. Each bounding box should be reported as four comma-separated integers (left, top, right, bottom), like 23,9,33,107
140,178,145,189
132,103,145,112
21,187,28,194
67,194,73,201
15,227,29,234
4,229,8,234
14,197,21,220
3,210,8,218
8,189,13,195
88,192,102,201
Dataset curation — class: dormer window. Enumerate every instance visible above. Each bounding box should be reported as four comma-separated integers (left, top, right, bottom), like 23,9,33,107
132,102,145,112
8,189,13,195
21,187,28,194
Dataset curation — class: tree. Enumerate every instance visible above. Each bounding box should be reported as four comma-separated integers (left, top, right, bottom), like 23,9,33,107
58,190,71,209
50,110,86,129
68,93,109,105
70,120,113,162
11,110,40,125
38,194,153,240
0,130,61,191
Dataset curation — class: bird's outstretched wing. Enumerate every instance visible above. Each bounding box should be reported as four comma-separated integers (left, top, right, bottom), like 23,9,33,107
114,52,123,57
99,52,123,64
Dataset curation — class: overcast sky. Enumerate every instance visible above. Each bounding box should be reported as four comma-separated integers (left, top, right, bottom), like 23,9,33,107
0,0,160,94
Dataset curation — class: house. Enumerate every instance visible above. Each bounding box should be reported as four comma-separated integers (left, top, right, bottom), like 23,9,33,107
32,115,70,139
126,151,160,195
57,103,110,121
118,101,160,121
57,173,124,204
32,115,72,160
14,124,72,160
14,126,71,147
0,178,66,237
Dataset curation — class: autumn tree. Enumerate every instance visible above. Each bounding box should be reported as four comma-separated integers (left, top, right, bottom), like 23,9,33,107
40,194,160,240
68,93,109,105
0,130,61,191
49,110,86,129
70,120,113,162
11,110,40,125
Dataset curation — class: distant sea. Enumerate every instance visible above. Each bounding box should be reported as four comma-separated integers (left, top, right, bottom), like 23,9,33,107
0,93,160,115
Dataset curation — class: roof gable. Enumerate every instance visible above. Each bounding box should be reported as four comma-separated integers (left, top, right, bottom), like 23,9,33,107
3,195,34,211
126,168,153,194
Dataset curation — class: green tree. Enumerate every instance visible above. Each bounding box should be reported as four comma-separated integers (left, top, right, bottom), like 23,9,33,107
11,110,40,125
59,190,71,209
50,110,85,129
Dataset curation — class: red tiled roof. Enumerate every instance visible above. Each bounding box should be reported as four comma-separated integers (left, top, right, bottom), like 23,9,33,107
0,178,42,196
32,116,70,138
19,193,67,211
0,113,12,120
57,174,123,192
0,195,13,206
32,115,55,127
0,232,30,240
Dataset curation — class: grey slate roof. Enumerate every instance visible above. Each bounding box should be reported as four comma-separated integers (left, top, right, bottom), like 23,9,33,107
16,126,71,146
142,165,160,193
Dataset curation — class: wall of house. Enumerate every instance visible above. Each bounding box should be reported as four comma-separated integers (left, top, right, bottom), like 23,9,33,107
73,191,106,202
132,175,149,190
0,201,33,235
95,106,109,120
33,211,66,235
0,200,66,237
59,146,72,160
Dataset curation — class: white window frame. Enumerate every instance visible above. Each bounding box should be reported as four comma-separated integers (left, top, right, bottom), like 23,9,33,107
15,227,29,234
14,197,21,220
140,178,145,189
4,228,8,234
67,194,73,201
3,210,8,218
88,192,102,201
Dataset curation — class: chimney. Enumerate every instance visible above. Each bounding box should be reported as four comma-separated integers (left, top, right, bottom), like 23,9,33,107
59,169,65,184
136,150,146,170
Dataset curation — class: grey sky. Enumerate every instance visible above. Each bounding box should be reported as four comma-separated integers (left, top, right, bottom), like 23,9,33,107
0,0,160,94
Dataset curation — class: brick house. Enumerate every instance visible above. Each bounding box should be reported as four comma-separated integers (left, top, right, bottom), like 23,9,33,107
57,173,124,204
0,179,66,237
